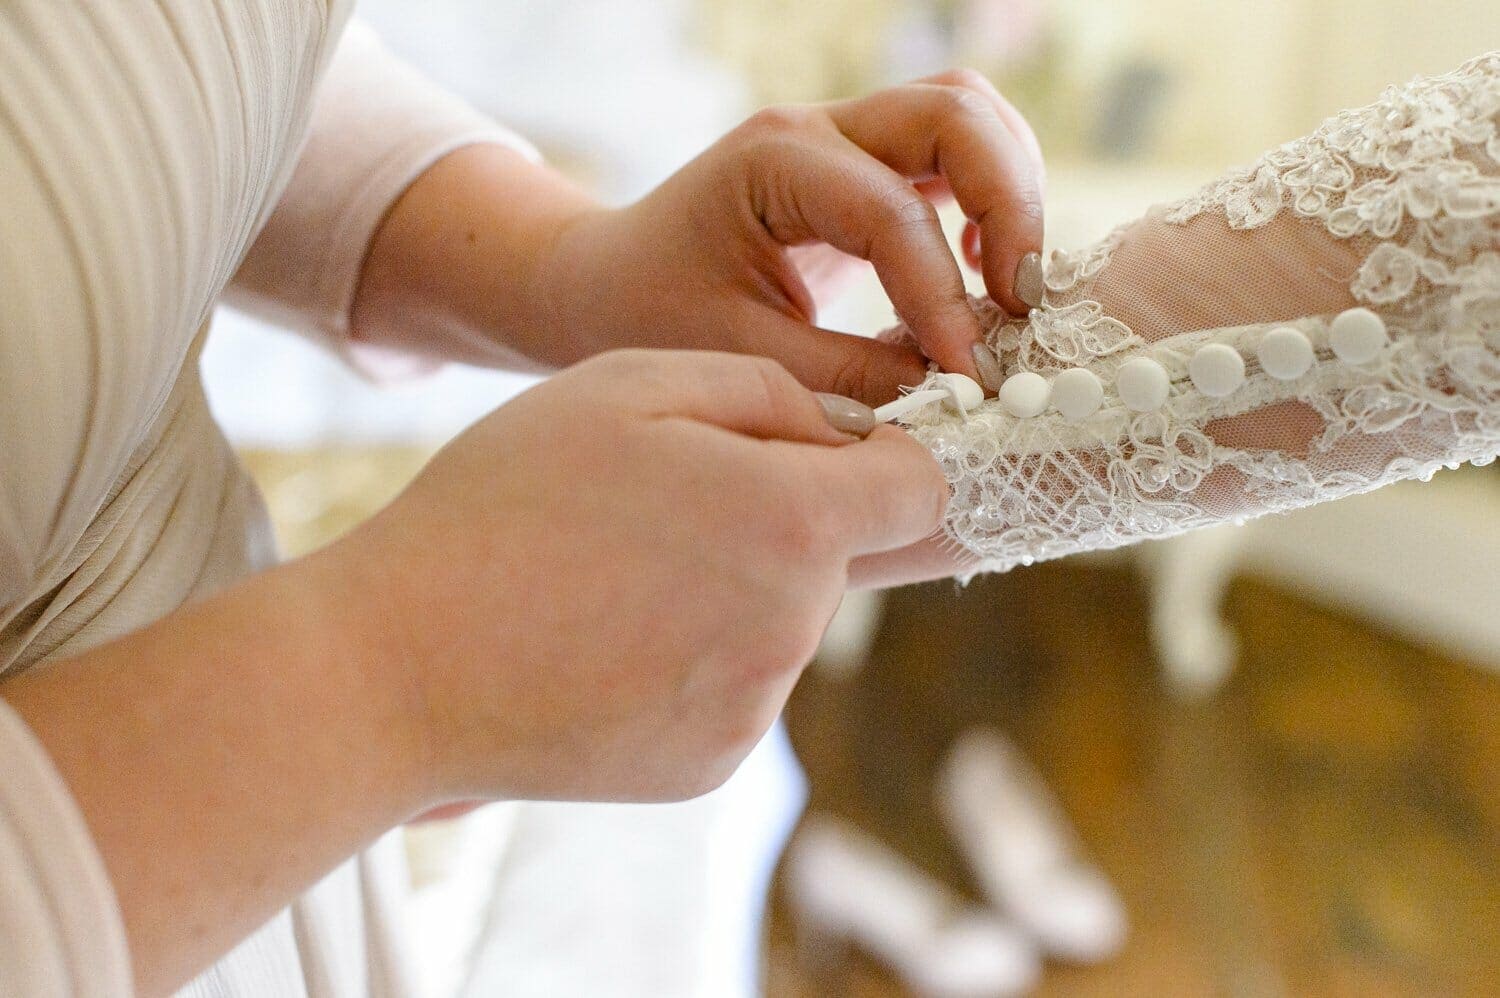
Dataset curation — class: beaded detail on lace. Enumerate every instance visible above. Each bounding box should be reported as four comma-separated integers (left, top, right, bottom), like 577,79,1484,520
889,53,1500,574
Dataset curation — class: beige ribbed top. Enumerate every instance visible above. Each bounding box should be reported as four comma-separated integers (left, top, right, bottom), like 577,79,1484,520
0,3,531,994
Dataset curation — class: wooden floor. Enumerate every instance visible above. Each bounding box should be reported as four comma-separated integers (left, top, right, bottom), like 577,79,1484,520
768,562,1500,998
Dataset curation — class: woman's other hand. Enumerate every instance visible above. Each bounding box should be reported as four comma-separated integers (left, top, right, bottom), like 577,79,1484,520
354,71,1044,403
540,70,1045,399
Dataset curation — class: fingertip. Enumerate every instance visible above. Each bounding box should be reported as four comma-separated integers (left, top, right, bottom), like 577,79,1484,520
952,350,985,382
984,241,1045,317
865,423,939,471
912,321,984,382
978,196,1045,317
815,393,879,439
985,263,1027,316
860,426,950,535
890,278,987,381
1014,250,1045,310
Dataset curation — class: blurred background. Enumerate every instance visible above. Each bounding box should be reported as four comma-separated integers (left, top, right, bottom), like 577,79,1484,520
208,2,1500,995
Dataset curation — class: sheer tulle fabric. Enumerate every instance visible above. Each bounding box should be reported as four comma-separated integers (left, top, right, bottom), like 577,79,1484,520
885,53,1500,575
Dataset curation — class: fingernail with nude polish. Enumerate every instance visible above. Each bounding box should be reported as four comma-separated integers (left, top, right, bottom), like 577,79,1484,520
1014,251,1044,311
971,343,1004,393
816,393,879,438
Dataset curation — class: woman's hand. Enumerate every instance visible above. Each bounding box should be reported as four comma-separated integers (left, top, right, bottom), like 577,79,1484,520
3,350,943,991
341,349,947,802
353,71,1044,404
533,71,1045,399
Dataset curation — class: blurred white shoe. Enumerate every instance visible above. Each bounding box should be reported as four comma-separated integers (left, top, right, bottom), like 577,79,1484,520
785,817,1039,997
940,730,1127,963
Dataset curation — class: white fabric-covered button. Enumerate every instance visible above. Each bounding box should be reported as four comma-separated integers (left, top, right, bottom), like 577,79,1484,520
997,372,1050,418
1115,358,1170,412
1257,326,1314,380
1188,343,1246,398
935,373,985,413
1329,307,1387,364
1051,368,1104,421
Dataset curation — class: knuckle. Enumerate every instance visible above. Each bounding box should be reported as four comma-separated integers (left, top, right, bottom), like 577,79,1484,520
768,483,849,565
745,355,802,415
567,349,668,415
788,610,834,668
1013,186,1047,224
875,189,941,236
770,502,829,562
585,347,656,381
690,754,744,800
946,67,995,95
939,83,999,123
786,589,834,650
615,352,687,405
720,709,767,760
657,761,734,803
743,102,817,136
825,347,877,402
746,352,794,389
740,605,825,689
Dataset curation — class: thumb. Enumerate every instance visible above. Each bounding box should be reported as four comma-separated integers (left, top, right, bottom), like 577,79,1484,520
743,304,930,406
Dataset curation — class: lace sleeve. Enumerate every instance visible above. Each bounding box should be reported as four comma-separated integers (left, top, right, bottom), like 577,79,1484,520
887,52,1500,576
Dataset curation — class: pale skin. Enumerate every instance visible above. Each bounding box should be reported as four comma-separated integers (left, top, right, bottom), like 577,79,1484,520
1,72,1040,993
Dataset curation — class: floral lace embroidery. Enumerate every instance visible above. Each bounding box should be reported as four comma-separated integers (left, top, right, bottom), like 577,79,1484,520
1022,301,1138,367
890,53,1500,575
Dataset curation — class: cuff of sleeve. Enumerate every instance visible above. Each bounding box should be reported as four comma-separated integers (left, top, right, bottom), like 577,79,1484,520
0,698,132,996
226,19,542,382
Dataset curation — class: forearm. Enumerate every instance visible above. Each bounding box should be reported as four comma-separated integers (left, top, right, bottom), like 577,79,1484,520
349,143,602,373
0,545,426,996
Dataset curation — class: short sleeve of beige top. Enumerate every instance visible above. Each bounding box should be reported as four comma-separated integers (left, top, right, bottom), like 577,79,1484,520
0,4,534,995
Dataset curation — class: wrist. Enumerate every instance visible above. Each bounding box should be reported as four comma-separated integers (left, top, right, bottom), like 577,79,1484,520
528,202,620,359
352,143,602,371
289,543,439,818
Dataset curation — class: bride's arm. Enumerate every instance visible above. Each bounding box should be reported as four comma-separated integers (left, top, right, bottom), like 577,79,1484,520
855,52,1500,587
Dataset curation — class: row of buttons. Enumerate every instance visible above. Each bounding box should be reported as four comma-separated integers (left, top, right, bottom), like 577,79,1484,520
993,307,1388,420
